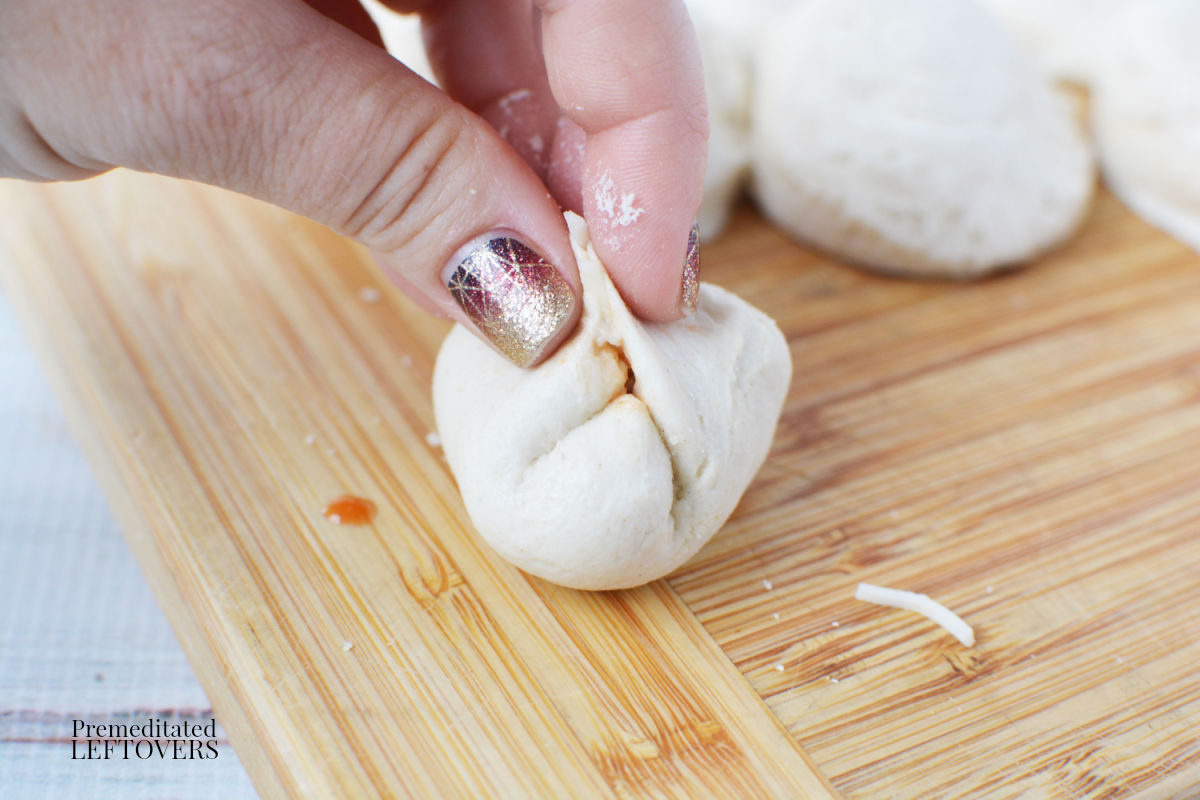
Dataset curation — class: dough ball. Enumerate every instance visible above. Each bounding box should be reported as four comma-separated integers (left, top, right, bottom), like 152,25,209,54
686,0,800,64
685,0,799,240
976,0,1124,86
750,0,1095,278
1091,0,1200,253
690,12,752,240
433,213,791,590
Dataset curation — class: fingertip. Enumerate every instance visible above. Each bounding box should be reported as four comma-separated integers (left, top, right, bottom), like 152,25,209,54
533,0,707,322
374,142,584,368
447,229,581,364
581,131,704,322
598,220,698,323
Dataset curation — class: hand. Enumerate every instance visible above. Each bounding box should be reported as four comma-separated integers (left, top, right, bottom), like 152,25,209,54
0,0,707,367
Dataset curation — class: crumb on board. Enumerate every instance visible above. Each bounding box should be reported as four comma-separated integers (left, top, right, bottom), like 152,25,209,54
855,581,975,647
343,641,353,652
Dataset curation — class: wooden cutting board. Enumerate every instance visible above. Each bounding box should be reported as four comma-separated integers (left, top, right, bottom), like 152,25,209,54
2,170,1198,799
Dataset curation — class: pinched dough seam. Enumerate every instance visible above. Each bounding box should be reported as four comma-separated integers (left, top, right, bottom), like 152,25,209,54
517,340,689,529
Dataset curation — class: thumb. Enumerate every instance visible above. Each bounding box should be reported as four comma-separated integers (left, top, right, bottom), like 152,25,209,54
4,0,580,367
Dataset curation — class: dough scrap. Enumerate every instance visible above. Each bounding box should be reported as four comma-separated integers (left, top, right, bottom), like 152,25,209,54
750,0,1095,278
433,213,791,590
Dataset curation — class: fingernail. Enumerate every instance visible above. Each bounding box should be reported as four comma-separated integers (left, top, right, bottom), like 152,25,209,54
681,223,701,314
445,233,576,367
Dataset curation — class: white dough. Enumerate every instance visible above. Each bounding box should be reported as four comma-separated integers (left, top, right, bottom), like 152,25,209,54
1091,1,1200,254
433,213,791,590
976,0,1124,86
689,12,752,240
685,0,800,240
360,1,437,85
751,0,1095,278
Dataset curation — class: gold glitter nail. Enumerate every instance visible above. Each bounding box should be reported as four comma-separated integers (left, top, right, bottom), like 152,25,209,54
447,236,576,367
681,223,701,314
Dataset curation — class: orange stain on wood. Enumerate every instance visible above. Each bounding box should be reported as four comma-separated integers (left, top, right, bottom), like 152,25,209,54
322,495,377,526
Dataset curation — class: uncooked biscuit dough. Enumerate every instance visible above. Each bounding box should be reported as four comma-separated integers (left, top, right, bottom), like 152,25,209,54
976,0,1124,86
433,213,791,590
751,0,1095,278
360,1,437,85
685,0,798,239
1091,0,1200,254
690,11,752,240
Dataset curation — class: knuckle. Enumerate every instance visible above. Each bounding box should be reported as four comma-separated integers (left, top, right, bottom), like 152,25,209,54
338,106,475,251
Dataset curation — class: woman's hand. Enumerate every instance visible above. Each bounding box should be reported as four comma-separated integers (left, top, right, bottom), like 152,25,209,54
0,0,707,366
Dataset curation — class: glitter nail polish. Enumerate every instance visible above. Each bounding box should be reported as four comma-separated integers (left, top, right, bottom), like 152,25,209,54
681,223,701,314
446,235,576,367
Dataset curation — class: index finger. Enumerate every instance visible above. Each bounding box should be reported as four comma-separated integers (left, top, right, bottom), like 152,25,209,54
535,0,707,321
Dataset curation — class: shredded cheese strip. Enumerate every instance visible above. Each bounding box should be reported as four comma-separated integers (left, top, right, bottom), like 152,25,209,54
855,582,975,647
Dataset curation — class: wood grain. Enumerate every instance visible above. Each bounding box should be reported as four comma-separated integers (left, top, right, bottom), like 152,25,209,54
1,168,1198,798
0,172,835,800
673,197,1200,798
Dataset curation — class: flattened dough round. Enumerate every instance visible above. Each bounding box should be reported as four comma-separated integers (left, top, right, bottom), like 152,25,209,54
433,213,791,590
751,0,1094,278
685,0,798,239
977,0,1123,86
1091,0,1200,253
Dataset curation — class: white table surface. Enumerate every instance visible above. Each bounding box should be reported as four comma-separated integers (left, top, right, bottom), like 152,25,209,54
0,290,259,799
0,13,426,797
